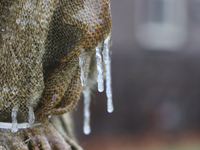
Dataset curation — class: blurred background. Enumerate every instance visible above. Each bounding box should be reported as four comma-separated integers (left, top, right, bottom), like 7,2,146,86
73,0,200,149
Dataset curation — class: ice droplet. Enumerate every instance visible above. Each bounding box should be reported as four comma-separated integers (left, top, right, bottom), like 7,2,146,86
3,83,9,92
79,54,87,86
11,105,19,133
104,36,114,113
96,43,104,92
83,89,91,135
28,106,35,124
52,94,59,101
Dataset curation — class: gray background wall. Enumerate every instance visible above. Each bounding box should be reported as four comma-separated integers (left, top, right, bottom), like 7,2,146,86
73,0,200,149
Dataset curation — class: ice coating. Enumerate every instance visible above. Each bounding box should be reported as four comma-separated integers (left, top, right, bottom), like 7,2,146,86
104,36,114,113
83,88,91,135
0,2,113,146
79,54,87,87
11,105,19,133
0,122,41,129
96,43,104,92
28,106,35,124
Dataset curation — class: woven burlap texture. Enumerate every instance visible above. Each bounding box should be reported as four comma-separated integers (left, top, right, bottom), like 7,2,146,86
0,0,111,149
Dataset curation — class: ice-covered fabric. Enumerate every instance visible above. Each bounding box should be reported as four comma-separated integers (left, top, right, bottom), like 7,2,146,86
0,0,112,149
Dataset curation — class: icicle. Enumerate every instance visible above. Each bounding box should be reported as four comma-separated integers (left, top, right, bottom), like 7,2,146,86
83,88,91,135
96,44,104,92
79,54,87,87
104,36,114,113
28,106,35,124
11,105,19,133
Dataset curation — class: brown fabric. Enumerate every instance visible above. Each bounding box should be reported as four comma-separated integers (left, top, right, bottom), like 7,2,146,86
0,0,111,149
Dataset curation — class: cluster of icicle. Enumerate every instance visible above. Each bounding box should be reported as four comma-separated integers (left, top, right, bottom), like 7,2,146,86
4,35,113,134
0,104,40,133
79,36,114,135
12,105,37,133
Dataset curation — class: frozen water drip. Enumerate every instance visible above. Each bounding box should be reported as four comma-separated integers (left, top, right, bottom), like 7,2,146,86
104,36,114,113
83,88,91,135
96,43,104,92
28,106,35,124
11,105,19,133
79,54,87,87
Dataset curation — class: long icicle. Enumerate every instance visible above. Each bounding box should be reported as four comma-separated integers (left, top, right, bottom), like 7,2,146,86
104,36,114,113
11,105,19,133
79,54,87,87
96,43,104,92
83,88,91,135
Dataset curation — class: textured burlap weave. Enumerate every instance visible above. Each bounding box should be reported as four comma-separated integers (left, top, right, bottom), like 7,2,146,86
0,0,111,149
